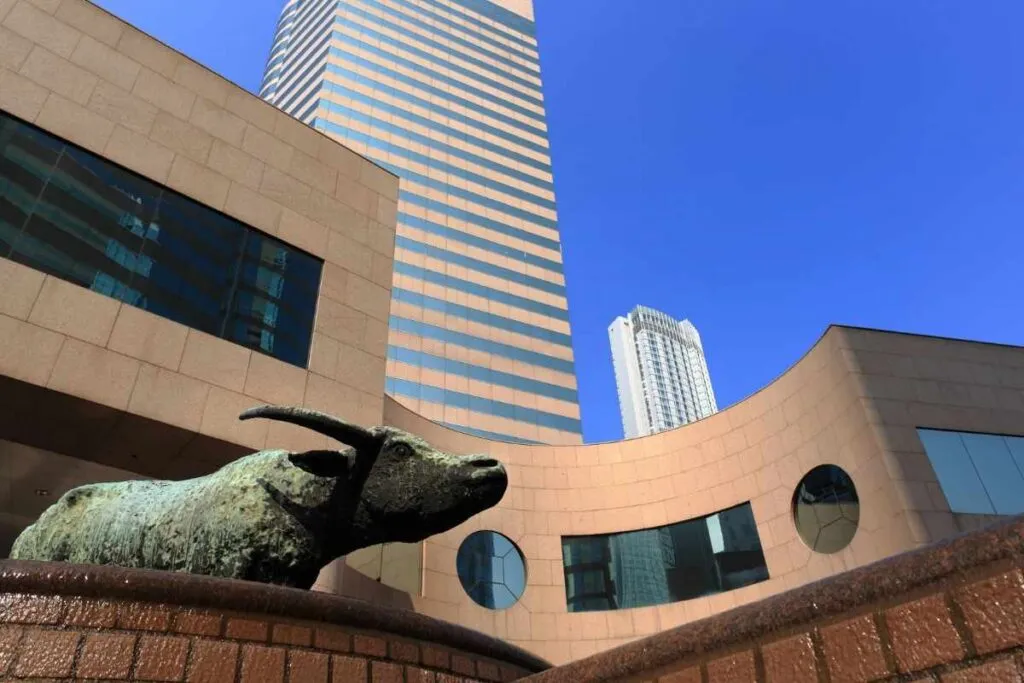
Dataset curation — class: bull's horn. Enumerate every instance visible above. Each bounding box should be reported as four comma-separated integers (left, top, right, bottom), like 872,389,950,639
240,405,378,451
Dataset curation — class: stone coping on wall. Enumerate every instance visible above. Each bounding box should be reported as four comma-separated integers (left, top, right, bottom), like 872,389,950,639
0,559,550,675
523,514,1024,682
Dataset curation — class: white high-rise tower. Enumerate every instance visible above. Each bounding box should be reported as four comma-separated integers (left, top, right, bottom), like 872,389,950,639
609,306,718,438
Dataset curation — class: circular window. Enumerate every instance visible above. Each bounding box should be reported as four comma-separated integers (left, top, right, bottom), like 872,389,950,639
793,465,860,554
456,531,526,610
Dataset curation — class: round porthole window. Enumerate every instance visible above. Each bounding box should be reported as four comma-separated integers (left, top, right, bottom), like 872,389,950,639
792,464,860,554
456,531,526,610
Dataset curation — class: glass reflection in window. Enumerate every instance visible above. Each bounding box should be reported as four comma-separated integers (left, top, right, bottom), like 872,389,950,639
456,530,527,610
561,502,769,613
0,111,322,368
918,429,1024,516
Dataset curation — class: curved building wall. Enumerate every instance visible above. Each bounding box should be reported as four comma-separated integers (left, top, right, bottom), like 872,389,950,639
377,325,1024,665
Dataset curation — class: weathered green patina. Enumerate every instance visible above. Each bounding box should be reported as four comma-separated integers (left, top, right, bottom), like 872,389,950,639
10,406,508,589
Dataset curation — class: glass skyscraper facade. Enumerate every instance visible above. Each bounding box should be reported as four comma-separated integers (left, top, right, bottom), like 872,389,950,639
260,0,581,445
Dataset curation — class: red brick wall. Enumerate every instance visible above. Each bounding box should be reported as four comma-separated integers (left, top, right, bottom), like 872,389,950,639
0,593,531,682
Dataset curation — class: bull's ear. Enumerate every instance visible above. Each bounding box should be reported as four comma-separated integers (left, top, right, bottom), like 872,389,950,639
288,450,355,478
240,405,379,452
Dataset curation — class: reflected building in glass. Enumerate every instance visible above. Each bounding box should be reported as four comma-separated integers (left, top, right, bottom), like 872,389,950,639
260,0,581,445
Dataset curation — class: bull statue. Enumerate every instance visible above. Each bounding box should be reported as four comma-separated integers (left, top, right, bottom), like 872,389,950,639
10,405,508,589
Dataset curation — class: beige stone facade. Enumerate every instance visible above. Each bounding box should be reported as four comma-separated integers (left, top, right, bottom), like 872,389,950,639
2,0,1023,672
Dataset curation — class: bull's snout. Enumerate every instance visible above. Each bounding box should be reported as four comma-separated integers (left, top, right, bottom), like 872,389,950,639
463,454,507,483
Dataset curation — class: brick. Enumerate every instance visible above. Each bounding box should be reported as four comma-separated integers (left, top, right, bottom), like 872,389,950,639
477,660,501,682
187,639,238,683
289,650,329,683
658,668,703,683
0,626,23,675
241,644,286,683
13,628,79,677
0,594,64,624
887,594,965,672
407,668,437,683
119,603,172,632
391,640,420,664
956,570,1024,655
272,623,311,647
707,650,756,683
314,628,351,652
941,657,1022,682
227,618,269,642
763,633,818,683
135,634,189,681
173,611,222,637
332,655,368,683
452,654,476,677
422,647,450,670
353,634,387,657
64,599,119,628
77,632,136,679
372,661,404,683
820,615,891,683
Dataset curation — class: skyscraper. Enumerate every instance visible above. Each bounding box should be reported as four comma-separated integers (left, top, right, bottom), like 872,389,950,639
260,0,581,445
609,305,718,438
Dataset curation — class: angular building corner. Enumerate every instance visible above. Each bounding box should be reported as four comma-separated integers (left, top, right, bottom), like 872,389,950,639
260,0,583,446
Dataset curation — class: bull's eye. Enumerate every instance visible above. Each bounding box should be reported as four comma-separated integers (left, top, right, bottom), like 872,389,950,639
393,443,412,458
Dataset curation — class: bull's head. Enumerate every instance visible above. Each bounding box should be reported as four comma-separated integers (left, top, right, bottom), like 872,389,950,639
239,405,508,550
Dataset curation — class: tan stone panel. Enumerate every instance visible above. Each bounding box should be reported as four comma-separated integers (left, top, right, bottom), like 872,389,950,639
376,196,398,227
116,27,180,78
0,257,45,319
320,262,348,303
188,96,246,147
166,155,229,211
19,45,96,104
243,351,307,407
103,125,174,183
0,313,64,385
199,385,268,451
86,80,158,135
0,67,49,121
346,274,390,323
128,363,210,431
289,150,337,195
3,1,81,58
364,317,389,358
224,89,277,133
28,276,120,346
70,35,139,90
367,220,395,257
150,110,213,164
307,333,339,380
48,338,140,410
0,24,32,70
173,60,231,107
106,304,188,372
273,110,320,158
223,182,282,237
259,165,310,214
54,0,123,47
178,329,251,393
370,254,393,290
326,230,372,279
243,123,299,175
358,160,399,201
336,342,386,396
335,174,374,216
277,208,328,258
132,67,195,121
315,297,366,348
206,139,263,191
317,133,362,180
266,418,329,453
303,372,361,418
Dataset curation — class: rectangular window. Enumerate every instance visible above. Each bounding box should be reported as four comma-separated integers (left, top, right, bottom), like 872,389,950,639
561,502,770,612
0,111,323,368
917,428,1024,516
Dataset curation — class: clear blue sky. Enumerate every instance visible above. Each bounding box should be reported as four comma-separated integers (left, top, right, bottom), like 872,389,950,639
96,0,1024,444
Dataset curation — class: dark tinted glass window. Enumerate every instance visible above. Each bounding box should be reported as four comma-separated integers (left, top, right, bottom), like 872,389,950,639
456,530,526,610
0,112,322,367
792,465,859,554
561,502,769,613
918,428,1024,516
